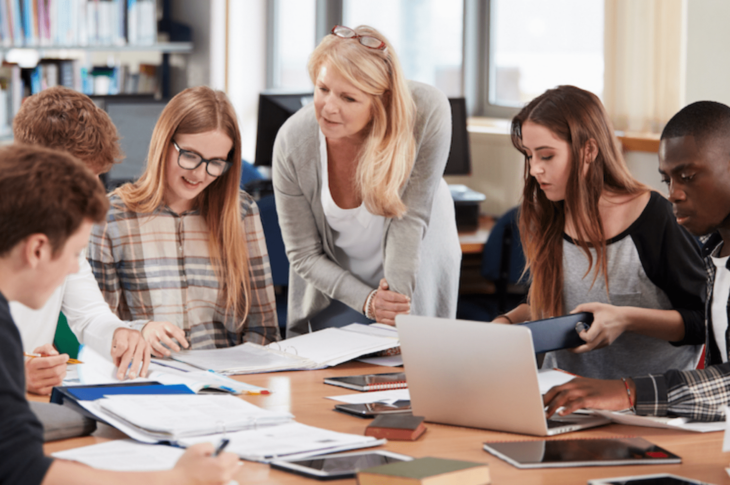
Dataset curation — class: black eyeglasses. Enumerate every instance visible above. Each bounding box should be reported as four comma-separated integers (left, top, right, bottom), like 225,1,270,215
172,140,232,177
330,25,387,52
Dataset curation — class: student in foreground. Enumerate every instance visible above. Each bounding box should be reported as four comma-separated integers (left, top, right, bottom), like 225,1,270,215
273,25,460,336
88,86,280,352
496,86,705,379
545,101,730,422
0,144,240,484
11,86,172,393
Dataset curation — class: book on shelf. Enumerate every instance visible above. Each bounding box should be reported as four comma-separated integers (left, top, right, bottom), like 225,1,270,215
0,0,157,47
357,457,490,485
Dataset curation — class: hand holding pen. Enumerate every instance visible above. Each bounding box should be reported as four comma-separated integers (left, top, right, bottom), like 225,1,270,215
24,343,70,396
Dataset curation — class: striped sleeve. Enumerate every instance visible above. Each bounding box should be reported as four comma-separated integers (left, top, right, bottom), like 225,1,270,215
236,193,280,345
634,363,730,422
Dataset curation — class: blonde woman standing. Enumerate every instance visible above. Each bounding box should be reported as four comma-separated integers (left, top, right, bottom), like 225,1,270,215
274,25,460,337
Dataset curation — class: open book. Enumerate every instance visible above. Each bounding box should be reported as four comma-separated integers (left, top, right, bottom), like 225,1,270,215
171,323,400,375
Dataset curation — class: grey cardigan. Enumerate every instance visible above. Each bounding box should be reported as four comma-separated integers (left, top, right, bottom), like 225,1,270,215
273,81,461,336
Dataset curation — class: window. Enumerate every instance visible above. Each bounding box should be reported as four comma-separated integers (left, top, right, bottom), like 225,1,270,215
485,0,604,114
343,0,463,97
270,0,317,90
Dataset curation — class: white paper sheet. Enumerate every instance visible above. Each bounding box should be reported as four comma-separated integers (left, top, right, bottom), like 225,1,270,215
76,345,154,385
53,439,185,471
537,368,576,395
179,422,385,462
596,409,725,433
325,388,410,404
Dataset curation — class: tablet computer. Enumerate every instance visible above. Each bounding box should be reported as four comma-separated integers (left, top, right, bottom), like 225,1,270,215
334,400,412,418
518,312,593,353
270,450,413,480
483,436,681,469
588,474,712,485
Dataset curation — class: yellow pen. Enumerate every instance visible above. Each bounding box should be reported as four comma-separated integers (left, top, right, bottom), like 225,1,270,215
24,352,83,365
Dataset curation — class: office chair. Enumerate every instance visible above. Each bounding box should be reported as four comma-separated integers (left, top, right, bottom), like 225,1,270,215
256,194,290,335
456,206,529,322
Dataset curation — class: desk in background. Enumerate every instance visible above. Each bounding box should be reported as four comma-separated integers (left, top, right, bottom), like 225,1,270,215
43,362,730,484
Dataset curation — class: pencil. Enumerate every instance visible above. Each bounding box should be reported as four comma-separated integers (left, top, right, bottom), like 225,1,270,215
24,352,83,365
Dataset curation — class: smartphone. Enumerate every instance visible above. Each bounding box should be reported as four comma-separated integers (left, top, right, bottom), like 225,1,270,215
334,400,412,418
271,449,413,480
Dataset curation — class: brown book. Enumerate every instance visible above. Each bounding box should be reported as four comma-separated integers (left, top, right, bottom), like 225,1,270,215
357,456,490,485
364,414,426,441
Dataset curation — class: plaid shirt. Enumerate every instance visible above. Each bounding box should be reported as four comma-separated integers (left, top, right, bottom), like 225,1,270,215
88,192,280,349
634,232,729,421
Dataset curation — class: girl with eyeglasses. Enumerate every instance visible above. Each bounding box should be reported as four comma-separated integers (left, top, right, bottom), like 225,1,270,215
88,86,280,352
273,25,461,336
497,85,705,379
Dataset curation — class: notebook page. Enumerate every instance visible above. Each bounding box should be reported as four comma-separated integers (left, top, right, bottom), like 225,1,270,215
97,394,293,438
271,327,398,366
172,342,316,374
179,422,382,462
52,440,184,471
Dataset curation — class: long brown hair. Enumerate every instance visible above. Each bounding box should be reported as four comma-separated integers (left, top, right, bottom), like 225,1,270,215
511,85,648,319
308,25,416,218
115,86,250,322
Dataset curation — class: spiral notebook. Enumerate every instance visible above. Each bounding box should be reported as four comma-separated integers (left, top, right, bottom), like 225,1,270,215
324,372,407,392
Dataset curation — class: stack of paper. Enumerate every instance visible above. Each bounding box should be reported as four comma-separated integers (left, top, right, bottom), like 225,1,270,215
173,323,400,374
78,394,294,443
593,409,725,433
179,422,386,463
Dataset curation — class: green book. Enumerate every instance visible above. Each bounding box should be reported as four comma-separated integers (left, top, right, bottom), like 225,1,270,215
357,456,490,485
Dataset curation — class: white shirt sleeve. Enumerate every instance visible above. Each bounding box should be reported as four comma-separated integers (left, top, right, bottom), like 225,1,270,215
62,253,144,357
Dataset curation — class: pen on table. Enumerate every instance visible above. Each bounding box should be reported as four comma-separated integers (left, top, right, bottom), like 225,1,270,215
24,352,83,365
213,438,230,456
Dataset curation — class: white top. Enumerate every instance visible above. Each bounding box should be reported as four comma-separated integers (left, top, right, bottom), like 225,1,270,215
319,130,384,288
10,251,138,357
711,249,730,363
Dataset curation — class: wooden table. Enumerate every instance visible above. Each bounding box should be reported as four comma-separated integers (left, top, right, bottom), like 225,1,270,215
43,363,730,484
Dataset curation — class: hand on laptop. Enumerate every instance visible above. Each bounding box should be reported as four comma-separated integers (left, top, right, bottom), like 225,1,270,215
142,321,190,358
112,328,151,380
543,377,634,418
569,302,629,353
371,279,410,326
25,343,67,395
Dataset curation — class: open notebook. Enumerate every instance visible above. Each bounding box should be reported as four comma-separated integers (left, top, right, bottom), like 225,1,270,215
171,323,400,375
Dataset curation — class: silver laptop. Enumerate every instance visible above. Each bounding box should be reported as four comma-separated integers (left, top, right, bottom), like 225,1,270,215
396,315,610,436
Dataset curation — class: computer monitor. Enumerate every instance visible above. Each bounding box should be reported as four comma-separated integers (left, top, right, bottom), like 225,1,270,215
254,92,313,167
443,97,472,176
94,96,169,189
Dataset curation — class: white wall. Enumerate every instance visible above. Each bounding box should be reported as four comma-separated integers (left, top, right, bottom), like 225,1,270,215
685,0,730,106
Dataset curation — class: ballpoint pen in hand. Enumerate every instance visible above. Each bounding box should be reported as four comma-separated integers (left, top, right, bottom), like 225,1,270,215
213,438,230,457
24,352,83,365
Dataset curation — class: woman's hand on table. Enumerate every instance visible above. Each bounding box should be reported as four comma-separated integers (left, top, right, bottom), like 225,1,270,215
371,279,411,326
141,321,190,358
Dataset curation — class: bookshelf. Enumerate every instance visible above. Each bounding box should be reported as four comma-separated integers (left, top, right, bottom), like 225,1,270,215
0,0,194,138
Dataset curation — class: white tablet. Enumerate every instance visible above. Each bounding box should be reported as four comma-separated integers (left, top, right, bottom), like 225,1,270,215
588,474,712,485
270,450,413,480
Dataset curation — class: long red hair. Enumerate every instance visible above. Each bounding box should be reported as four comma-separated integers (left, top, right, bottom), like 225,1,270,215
511,86,648,319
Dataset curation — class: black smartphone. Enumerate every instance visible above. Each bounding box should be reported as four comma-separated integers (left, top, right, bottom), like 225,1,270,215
334,400,412,418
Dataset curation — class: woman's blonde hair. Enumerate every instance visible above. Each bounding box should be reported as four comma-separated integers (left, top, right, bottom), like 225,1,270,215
308,25,416,218
511,85,649,319
115,86,251,322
